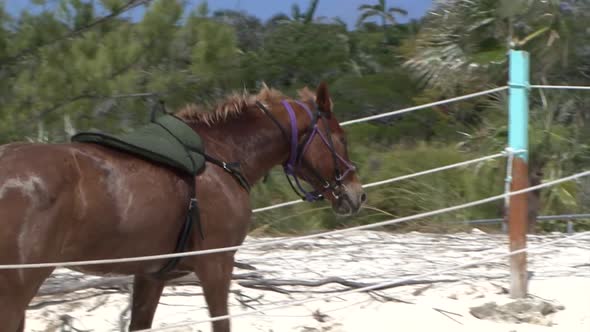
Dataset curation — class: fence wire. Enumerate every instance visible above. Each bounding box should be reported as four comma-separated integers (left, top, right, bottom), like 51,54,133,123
254,149,517,213
2,168,589,270
340,86,508,126
140,230,590,330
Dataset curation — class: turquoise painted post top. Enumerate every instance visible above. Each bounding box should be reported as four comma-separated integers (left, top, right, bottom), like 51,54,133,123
508,50,529,161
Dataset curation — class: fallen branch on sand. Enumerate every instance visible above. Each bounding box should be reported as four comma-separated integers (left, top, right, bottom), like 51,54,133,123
237,277,458,294
37,272,457,300
37,272,261,296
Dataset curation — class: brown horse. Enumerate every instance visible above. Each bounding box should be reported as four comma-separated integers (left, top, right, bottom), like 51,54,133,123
0,82,366,332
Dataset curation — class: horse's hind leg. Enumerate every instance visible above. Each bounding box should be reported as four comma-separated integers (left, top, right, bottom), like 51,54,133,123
16,314,25,332
3,313,26,332
0,268,54,332
193,253,235,332
128,275,166,331
0,306,24,332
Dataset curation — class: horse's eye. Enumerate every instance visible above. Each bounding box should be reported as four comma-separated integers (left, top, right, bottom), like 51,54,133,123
339,136,347,146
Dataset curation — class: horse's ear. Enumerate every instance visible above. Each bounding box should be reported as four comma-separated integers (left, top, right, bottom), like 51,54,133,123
315,81,333,113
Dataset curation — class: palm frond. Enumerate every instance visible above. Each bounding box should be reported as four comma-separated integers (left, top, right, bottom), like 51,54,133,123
291,4,302,20
388,7,408,16
356,10,380,27
303,0,319,24
358,4,380,11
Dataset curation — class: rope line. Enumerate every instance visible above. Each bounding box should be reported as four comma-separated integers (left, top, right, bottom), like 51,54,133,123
140,231,590,330
530,84,590,90
254,86,510,212
340,86,508,126
1,167,588,270
466,213,590,225
252,199,303,213
254,85,512,214
254,149,520,213
362,149,522,189
252,82,590,215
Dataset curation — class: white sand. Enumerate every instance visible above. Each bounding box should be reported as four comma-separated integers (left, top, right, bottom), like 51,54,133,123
26,230,590,331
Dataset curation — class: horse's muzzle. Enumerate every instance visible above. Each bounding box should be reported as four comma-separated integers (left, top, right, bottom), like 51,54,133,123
332,183,367,216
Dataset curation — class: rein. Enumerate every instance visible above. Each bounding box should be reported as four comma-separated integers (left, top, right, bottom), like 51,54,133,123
256,99,355,202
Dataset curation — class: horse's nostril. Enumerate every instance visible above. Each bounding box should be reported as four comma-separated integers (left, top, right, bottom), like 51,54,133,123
360,192,367,204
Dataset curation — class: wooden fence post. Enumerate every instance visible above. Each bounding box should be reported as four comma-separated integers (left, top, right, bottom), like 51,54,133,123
508,49,530,298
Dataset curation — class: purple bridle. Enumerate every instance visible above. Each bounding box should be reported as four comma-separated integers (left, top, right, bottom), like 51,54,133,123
274,99,356,202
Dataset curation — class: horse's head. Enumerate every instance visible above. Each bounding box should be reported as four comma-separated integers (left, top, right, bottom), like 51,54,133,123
273,82,366,216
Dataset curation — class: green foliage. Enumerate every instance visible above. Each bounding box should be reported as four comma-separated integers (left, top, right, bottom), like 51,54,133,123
1,0,590,235
212,10,265,52
251,141,506,234
100,0,128,12
190,19,239,82
253,22,351,86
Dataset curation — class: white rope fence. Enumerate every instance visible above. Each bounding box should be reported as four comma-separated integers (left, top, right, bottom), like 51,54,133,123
1,167,588,270
363,149,521,189
143,82,589,329
253,83,590,215
140,230,590,331
11,82,590,329
340,86,508,126
530,84,590,90
0,86,514,270
254,149,518,213
253,86,510,213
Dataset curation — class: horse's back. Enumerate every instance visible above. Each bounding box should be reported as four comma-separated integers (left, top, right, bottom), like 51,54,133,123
0,141,193,274
0,139,253,276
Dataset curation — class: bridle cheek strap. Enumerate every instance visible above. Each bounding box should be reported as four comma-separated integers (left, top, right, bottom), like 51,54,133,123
280,100,355,202
281,100,322,201
282,100,300,173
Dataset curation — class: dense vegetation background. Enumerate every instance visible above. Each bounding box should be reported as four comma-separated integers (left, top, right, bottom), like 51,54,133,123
2,0,590,233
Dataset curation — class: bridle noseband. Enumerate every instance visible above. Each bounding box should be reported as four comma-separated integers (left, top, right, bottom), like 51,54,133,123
256,100,356,202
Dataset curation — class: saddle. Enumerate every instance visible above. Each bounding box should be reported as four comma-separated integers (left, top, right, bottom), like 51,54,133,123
71,114,206,176
72,114,210,277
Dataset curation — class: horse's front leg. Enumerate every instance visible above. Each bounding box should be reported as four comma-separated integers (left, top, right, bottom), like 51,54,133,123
128,275,166,331
194,252,235,332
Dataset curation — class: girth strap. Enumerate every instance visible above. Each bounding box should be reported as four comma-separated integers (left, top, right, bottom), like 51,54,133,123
149,112,250,278
153,197,202,277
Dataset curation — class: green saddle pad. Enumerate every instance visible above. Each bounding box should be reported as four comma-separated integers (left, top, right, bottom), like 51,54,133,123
71,115,205,176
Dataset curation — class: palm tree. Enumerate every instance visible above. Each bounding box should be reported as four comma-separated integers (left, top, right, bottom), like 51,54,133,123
356,0,408,28
403,0,575,93
403,0,590,222
267,0,320,26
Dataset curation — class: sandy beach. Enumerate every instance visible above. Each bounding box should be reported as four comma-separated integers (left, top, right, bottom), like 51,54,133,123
25,230,590,331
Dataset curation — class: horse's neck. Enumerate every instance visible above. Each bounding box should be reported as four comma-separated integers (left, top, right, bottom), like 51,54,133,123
195,106,310,185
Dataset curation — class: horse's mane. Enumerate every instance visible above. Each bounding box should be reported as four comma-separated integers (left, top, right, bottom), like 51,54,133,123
175,84,315,126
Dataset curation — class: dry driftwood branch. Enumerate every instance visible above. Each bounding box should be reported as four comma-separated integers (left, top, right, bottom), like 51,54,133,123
38,270,457,300
433,307,464,325
38,276,133,296
237,277,459,294
369,291,414,304
232,290,264,310
28,291,120,310
37,272,261,297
